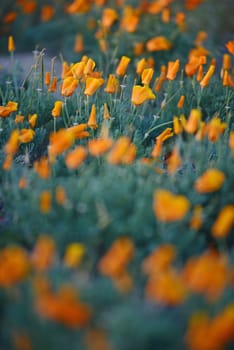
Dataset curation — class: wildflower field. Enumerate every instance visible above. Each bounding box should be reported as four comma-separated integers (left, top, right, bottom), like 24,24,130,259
0,0,234,349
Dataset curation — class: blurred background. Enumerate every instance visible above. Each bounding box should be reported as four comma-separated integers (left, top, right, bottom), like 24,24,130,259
0,0,234,54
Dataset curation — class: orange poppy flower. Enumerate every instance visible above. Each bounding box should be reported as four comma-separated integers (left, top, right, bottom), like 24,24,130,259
4,130,19,155
106,136,130,164
65,146,87,169
74,34,84,53
141,68,154,85
28,113,37,128
3,11,17,24
222,54,231,71
0,246,29,287
84,77,105,96
101,8,118,29
66,0,91,14
185,109,202,134
103,103,111,120
153,189,190,222
49,129,74,157
206,117,227,142
41,5,54,22
182,250,229,300
120,6,140,33
35,284,92,327
121,143,137,164
52,101,63,118
134,42,145,56
225,40,234,55
185,0,205,10
177,95,185,108
67,124,89,139
146,36,172,52
48,77,58,92
154,65,167,92
173,116,183,135
166,148,181,173
55,186,67,206
39,191,52,214
71,61,86,79
0,101,18,117
105,74,119,93
131,85,155,105
88,138,113,157
31,235,56,271
167,59,180,80
145,269,187,306
15,115,25,124
19,129,35,143
34,156,50,179
45,71,51,86
142,244,176,275
190,205,203,230
194,169,225,193
200,64,215,88
98,237,134,278
194,31,207,47
211,205,234,238
116,56,131,76
8,36,15,52
61,77,78,97
87,104,98,129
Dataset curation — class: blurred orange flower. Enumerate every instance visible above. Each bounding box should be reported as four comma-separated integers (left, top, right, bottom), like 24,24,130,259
194,169,225,193
153,189,190,222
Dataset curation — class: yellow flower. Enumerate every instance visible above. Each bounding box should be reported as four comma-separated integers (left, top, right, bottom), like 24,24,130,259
153,189,190,222
63,243,85,268
131,85,155,105
194,169,225,193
